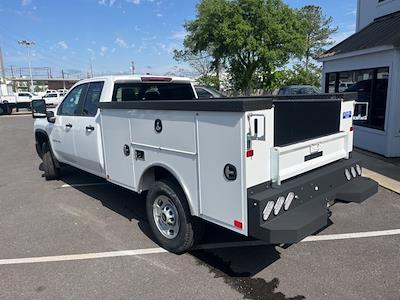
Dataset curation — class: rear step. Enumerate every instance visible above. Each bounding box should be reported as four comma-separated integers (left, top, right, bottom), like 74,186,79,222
248,158,378,244
336,177,378,203
258,197,329,244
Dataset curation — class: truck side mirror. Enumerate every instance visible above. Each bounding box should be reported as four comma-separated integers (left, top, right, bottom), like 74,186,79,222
31,99,47,118
46,111,56,123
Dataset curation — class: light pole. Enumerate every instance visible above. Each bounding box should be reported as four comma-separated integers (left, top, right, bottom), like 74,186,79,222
18,40,35,92
130,61,135,75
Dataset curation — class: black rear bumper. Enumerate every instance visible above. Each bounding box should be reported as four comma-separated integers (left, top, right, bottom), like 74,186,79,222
247,158,378,244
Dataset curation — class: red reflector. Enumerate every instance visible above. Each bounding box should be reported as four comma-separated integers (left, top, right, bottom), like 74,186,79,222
350,127,354,132
234,220,243,229
141,76,172,82
246,149,254,158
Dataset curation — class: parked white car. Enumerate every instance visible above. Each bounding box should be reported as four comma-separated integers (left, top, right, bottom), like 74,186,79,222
58,89,69,95
42,91,64,106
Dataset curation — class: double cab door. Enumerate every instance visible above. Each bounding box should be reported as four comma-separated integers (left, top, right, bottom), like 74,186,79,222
51,81,105,177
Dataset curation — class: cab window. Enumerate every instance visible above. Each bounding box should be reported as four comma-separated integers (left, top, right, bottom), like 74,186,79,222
58,84,88,116
82,82,104,116
112,83,195,101
195,87,213,99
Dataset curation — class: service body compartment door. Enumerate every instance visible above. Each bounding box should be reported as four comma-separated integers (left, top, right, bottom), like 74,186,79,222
100,109,135,190
130,110,200,215
197,112,247,234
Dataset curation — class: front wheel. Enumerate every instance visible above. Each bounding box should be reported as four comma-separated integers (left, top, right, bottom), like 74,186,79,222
42,142,60,180
146,179,203,254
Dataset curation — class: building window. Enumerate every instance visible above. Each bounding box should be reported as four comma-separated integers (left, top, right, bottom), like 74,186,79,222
325,67,389,131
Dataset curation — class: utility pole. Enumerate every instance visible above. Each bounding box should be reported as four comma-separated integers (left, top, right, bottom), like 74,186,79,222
0,47,5,83
17,40,35,92
130,61,135,75
61,69,66,89
89,59,94,78
10,66,14,78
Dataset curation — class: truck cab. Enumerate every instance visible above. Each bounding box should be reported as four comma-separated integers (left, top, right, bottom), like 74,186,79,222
17,91,38,103
33,75,196,177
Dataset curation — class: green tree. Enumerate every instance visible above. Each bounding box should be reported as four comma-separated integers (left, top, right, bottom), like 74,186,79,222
173,49,220,89
283,63,322,87
181,0,305,95
298,5,338,71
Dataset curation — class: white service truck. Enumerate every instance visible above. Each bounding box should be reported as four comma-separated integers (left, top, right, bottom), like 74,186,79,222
31,75,378,253
0,91,42,114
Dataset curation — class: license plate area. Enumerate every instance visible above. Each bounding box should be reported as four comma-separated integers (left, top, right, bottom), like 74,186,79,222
304,151,323,162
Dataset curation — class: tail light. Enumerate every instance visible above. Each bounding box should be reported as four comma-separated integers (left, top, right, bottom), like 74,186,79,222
141,76,172,82
246,149,254,158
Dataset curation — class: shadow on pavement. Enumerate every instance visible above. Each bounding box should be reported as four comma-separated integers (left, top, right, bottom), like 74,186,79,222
354,149,400,182
59,165,147,222
53,165,305,300
192,247,305,300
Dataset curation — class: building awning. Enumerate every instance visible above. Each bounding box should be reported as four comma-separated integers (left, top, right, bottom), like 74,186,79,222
320,11,400,59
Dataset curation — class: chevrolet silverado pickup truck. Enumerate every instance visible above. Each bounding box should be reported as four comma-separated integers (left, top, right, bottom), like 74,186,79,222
30,75,378,253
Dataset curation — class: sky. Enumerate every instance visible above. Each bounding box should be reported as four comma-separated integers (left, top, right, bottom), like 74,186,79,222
0,0,357,79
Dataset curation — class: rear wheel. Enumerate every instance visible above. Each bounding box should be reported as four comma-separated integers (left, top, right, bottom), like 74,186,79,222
0,103,12,115
42,142,60,180
146,179,203,254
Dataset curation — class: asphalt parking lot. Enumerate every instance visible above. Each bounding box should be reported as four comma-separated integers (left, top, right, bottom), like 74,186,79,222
0,114,400,300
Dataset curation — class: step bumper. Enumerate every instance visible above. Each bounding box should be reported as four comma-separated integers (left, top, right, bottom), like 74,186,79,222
247,158,378,244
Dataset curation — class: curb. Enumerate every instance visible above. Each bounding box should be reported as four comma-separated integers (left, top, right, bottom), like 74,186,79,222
363,168,400,195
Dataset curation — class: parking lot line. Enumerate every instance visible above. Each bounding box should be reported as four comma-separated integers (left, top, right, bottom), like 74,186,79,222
60,183,109,188
301,228,400,242
1,229,400,266
0,248,168,265
0,114,31,118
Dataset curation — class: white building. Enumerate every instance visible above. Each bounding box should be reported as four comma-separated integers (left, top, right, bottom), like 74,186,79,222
320,0,400,157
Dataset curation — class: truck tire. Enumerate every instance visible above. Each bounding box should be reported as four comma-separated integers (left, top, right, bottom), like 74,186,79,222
42,142,60,180
1,103,12,115
146,179,203,254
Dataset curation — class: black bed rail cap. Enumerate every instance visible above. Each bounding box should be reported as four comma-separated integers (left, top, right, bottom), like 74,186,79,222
98,97,274,112
271,92,357,102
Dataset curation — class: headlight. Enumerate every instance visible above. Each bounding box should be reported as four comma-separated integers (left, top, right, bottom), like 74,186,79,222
262,201,274,221
284,192,295,211
274,196,285,216
345,169,352,181
356,164,362,176
351,166,357,178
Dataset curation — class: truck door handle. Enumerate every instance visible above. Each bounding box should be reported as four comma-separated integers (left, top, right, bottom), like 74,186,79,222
86,125,95,131
65,123,72,128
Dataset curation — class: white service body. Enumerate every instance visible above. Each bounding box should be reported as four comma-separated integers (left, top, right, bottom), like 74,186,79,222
34,75,356,236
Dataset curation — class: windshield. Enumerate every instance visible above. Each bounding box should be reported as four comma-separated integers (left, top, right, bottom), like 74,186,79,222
279,86,321,95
